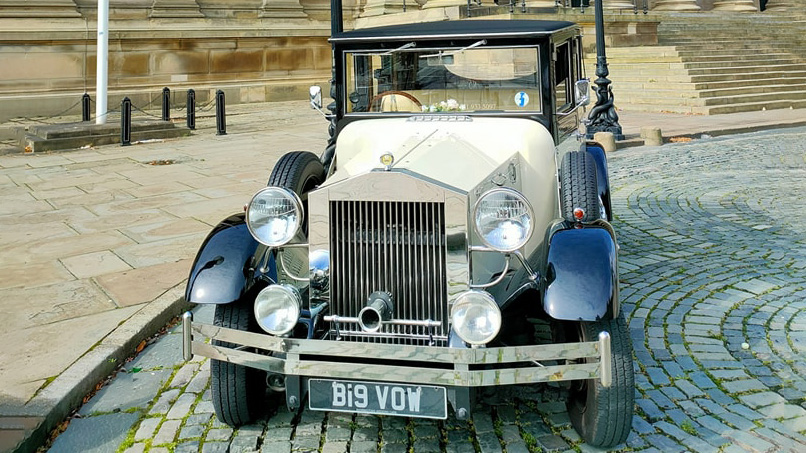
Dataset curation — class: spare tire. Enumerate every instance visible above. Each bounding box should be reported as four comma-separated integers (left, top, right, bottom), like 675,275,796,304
560,151,600,223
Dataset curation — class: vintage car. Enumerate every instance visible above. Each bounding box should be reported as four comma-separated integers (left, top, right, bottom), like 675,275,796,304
181,18,634,448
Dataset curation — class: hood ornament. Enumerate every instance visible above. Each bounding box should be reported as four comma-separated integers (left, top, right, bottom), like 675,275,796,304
380,152,394,170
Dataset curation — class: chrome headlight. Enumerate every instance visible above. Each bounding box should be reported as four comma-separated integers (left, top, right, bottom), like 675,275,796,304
473,187,534,252
246,187,303,246
254,284,301,335
451,290,501,345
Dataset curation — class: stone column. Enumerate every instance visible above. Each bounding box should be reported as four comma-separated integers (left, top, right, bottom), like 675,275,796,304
652,0,701,10
711,0,756,10
259,0,307,17
150,0,204,17
361,0,407,15
0,0,81,17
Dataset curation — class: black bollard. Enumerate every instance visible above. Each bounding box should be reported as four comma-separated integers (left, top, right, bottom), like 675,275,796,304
162,87,170,121
215,89,226,136
186,89,196,130
121,97,132,146
82,93,91,122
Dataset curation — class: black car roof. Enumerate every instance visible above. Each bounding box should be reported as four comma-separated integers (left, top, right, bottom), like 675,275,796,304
330,20,577,43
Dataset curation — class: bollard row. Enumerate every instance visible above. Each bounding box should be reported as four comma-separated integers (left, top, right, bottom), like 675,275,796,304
78,90,226,146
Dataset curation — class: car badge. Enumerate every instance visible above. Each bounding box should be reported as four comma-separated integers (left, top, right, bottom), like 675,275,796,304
380,152,394,170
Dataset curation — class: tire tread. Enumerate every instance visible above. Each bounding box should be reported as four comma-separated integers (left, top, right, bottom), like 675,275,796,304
569,313,635,447
211,304,262,426
560,151,599,223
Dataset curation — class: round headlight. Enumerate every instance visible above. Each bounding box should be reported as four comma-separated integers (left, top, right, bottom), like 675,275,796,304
451,290,501,345
473,188,534,252
246,187,303,246
254,284,301,335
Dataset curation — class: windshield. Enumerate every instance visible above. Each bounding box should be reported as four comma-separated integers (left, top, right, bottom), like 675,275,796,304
344,46,541,114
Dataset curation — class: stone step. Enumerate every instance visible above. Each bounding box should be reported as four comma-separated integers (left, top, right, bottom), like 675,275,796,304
609,74,694,83
606,77,806,97
677,53,800,63
663,42,805,53
682,58,804,69
659,39,798,48
613,82,806,100
18,119,191,153
702,89,806,106
612,84,806,102
699,83,806,98
614,102,705,115
689,69,806,83
707,99,806,114
605,57,804,70
687,63,806,76
614,88,806,110
693,76,806,90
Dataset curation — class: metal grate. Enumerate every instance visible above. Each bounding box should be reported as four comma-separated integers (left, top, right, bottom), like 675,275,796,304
329,200,448,344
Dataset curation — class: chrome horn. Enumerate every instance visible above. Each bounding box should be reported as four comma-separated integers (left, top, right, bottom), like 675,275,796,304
358,291,394,332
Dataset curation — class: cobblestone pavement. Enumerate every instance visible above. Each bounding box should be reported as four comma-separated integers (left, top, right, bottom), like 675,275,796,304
48,126,806,453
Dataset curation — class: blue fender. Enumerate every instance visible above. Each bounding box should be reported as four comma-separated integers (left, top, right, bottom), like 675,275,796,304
543,227,618,321
185,213,276,304
583,142,612,221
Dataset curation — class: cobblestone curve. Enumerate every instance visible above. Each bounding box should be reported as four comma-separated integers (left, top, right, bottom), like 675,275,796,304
49,127,806,453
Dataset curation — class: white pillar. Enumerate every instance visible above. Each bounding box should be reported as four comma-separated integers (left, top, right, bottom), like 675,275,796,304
95,0,109,125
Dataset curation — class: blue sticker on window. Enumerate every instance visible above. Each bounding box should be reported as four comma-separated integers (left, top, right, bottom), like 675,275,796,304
515,92,530,108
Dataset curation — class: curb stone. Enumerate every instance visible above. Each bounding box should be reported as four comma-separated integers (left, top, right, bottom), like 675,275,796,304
12,285,190,453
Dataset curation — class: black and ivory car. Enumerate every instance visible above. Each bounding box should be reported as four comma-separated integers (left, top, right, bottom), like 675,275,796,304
181,18,634,448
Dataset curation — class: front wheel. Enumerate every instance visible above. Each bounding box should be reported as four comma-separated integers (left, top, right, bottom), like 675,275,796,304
566,313,635,448
210,303,267,426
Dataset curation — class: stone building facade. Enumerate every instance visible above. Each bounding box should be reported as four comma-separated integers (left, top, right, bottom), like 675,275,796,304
0,0,799,121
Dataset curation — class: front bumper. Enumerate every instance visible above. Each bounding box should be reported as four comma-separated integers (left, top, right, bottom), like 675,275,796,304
182,311,611,388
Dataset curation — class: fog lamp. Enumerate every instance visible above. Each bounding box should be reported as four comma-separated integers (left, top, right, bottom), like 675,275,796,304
473,188,534,252
246,187,303,246
254,284,301,335
451,290,501,345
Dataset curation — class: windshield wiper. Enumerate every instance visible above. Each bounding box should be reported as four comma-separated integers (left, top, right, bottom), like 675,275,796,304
419,39,487,59
381,42,416,55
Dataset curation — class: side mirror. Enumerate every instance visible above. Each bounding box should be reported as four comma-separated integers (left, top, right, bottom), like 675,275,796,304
309,85,322,110
575,79,590,107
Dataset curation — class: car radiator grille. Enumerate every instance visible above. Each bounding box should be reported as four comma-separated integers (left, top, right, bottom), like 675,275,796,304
329,200,448,345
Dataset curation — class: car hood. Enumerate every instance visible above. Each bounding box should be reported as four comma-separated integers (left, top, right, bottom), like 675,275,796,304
327,116,555,193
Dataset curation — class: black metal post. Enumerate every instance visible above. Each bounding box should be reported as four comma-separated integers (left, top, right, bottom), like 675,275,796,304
161,87,171,121
186,89,196,130
586,0,624,140
121,97,132,146
81,93,91,122
330,0,343,35
215,89,227,136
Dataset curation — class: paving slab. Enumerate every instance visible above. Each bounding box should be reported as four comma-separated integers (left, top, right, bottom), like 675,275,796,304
47,412,140,453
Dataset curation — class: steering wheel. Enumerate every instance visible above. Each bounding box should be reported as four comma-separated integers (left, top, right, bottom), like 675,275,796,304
369,91,422,112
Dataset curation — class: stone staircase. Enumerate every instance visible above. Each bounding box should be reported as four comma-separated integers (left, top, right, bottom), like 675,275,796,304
594,13,806,114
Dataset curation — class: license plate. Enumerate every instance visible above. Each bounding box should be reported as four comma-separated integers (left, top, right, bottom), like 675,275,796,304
308,379,447,419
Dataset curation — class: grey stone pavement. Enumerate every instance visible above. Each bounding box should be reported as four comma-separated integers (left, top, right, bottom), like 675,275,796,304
0,102,805,452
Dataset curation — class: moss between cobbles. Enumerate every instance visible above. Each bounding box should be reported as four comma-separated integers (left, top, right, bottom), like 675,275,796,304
115,359,211,453
680,419,697,436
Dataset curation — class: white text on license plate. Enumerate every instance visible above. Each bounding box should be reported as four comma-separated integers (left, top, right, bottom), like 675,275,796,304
308,379,447,419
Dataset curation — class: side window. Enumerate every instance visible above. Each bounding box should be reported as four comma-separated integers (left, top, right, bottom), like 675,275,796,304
553,41,573,111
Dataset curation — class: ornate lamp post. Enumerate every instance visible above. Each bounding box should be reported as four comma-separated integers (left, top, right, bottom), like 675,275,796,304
586,0,624,140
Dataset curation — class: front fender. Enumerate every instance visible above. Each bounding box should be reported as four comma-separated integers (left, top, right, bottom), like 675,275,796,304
543,226,618,321
185,213,276,304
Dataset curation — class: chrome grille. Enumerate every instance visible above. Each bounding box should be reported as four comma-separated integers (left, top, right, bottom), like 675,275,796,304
329,200,448,345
